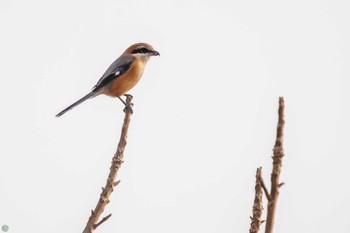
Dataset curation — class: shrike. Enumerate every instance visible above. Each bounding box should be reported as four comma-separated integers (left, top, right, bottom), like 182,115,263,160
56,42,159,117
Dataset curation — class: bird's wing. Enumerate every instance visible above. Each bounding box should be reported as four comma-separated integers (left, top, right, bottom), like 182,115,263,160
92,55,135,92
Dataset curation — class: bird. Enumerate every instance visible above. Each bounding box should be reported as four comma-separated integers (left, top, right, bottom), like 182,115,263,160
56,42,159,117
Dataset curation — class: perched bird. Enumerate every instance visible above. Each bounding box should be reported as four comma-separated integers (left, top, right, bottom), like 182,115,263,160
56,43,159,117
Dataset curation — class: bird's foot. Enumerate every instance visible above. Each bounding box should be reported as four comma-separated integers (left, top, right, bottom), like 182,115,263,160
119,94,134,114
123,104,134,114
124,94,133,99
117,96,127,106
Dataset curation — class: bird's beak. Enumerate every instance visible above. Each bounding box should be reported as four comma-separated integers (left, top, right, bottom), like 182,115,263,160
150,50,160,56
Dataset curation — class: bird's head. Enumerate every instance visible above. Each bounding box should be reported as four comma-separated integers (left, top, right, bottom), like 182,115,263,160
125,43,160,62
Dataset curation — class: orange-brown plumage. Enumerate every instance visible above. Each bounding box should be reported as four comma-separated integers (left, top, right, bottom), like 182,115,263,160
56,42,159,117
103,59,145,97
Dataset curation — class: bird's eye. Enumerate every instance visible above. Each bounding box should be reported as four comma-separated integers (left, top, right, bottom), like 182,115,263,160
131,47,150,54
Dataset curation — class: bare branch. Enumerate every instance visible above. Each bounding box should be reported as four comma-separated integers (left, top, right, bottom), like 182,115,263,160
82,95,134,233
93,213,112,230
249,167,264,233
264,97,285,233
259,175,271,201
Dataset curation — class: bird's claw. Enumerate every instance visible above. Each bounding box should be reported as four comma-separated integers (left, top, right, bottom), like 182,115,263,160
118,94,134,114
123,104,134,114
124,94,133,99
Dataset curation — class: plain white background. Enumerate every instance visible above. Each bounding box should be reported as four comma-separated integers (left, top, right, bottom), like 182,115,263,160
0,0,349,232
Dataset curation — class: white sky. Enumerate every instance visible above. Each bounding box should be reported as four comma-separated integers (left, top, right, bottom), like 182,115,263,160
0,0,349,232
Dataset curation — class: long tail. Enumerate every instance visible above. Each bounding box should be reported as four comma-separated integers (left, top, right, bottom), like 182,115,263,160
56,92,95,117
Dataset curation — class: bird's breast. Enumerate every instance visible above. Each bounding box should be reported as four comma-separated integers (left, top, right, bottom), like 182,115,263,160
105,61,145,97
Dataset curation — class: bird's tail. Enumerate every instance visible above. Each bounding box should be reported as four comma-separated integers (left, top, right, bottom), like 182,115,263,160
56,92,95,117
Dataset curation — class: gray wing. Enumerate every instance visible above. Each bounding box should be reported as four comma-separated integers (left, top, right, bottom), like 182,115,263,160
92,54,135,92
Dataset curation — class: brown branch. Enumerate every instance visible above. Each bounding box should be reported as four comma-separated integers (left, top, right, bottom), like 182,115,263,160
249,167,264,233
82,95,134,233
264,97,285,233
93,213,112,230
259,174,271,201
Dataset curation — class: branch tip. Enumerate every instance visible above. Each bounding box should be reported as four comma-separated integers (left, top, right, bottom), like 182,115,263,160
249,167,264,233
93,213,112,230
264,97,285,233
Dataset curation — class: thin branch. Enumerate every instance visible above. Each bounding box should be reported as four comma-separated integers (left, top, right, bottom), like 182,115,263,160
249,167,264,233
93,214,112,230
82,95,134,233
264,97,285,233
259,175,271,201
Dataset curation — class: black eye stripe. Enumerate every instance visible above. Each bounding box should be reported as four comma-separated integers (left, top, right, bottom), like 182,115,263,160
131,47,150,54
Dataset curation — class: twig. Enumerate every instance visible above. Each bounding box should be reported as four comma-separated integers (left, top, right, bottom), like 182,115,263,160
82,95,134,233
249,167,264,233
259,175,271,201
264,97,285,233
93,214,112,229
